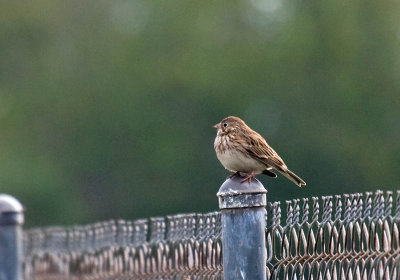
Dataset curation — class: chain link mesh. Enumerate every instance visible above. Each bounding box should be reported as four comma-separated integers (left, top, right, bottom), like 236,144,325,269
265,190,400,279
24,212,222,280
24,190,400,279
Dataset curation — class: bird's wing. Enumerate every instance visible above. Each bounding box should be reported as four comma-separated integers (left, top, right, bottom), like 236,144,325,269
239,130,286,170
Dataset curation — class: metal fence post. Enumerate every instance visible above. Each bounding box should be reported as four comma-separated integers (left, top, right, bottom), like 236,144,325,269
217,175,267,280
0,194,24,280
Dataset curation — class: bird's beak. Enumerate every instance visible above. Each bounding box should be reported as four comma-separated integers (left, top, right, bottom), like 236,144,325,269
213,123,219,129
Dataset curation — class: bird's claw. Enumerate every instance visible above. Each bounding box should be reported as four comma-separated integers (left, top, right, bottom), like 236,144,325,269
227,171,255,183
240,172,255,183
227,172,240,179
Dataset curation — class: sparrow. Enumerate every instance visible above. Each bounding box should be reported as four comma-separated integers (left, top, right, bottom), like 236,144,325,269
213,116,306,187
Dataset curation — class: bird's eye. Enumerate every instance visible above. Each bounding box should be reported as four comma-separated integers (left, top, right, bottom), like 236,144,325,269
223,123,227,127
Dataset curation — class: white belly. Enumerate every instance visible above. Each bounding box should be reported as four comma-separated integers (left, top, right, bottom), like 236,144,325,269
216,149,266,174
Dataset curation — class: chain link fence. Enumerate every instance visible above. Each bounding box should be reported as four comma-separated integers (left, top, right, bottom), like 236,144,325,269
23,212,222,280
8,189,400,279
265,190,400,279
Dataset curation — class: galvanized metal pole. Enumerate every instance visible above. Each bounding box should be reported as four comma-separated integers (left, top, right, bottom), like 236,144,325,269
0,194,24,280
217,175,267,280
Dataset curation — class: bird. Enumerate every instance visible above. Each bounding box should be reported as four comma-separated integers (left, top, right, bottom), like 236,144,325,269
213,116,306,187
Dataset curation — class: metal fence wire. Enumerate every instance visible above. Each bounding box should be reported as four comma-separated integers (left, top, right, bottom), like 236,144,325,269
23,190,400,280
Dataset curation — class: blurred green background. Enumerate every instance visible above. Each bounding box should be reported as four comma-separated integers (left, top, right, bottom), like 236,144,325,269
1,0,399,227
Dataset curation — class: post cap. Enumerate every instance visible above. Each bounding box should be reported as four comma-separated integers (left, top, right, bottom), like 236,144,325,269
217,175,267,209
0,194,24,225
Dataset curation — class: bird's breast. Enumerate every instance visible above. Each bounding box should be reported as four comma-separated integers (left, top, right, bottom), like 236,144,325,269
214,141,265,174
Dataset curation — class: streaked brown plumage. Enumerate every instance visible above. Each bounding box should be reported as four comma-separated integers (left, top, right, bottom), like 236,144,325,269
213,116,306,187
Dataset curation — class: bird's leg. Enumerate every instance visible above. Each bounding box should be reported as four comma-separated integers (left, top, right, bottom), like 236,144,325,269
240,171,255,183
227,171,240,179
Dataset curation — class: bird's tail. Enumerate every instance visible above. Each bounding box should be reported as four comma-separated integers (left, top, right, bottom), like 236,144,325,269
278,168,306,187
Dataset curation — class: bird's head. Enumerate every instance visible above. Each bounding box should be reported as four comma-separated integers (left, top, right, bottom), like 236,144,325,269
213,116,247,136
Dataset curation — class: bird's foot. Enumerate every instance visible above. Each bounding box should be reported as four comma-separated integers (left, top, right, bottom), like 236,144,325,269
227,171,240,179
240,172,255,183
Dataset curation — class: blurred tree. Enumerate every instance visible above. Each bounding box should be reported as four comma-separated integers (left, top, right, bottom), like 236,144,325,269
0,0,399,226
